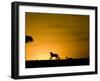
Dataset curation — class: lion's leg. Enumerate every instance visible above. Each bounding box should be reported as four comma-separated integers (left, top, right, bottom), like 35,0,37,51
58,57,59,60
50,56,52,60
56,56,58,60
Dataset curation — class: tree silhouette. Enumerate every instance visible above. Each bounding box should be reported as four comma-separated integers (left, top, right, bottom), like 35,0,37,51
25,35,33,43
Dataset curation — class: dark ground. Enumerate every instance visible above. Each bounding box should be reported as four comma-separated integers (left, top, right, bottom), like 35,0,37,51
25,58,89,68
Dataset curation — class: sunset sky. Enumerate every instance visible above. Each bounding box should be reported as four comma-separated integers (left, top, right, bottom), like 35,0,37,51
25,12,89,61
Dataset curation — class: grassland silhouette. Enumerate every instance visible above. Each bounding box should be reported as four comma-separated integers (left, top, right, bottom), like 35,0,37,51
26,52,89,68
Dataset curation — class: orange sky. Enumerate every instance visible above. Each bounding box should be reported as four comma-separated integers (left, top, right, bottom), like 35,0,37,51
25,12,89,61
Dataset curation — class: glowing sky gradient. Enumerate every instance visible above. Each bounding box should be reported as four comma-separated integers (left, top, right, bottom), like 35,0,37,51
25,12,89,61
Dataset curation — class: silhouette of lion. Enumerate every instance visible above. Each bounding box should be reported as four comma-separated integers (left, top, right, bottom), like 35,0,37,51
50,52,60,60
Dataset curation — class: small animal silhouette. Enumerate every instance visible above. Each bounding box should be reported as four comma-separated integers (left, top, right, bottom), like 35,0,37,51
65,57,68,60
50,52,60,60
